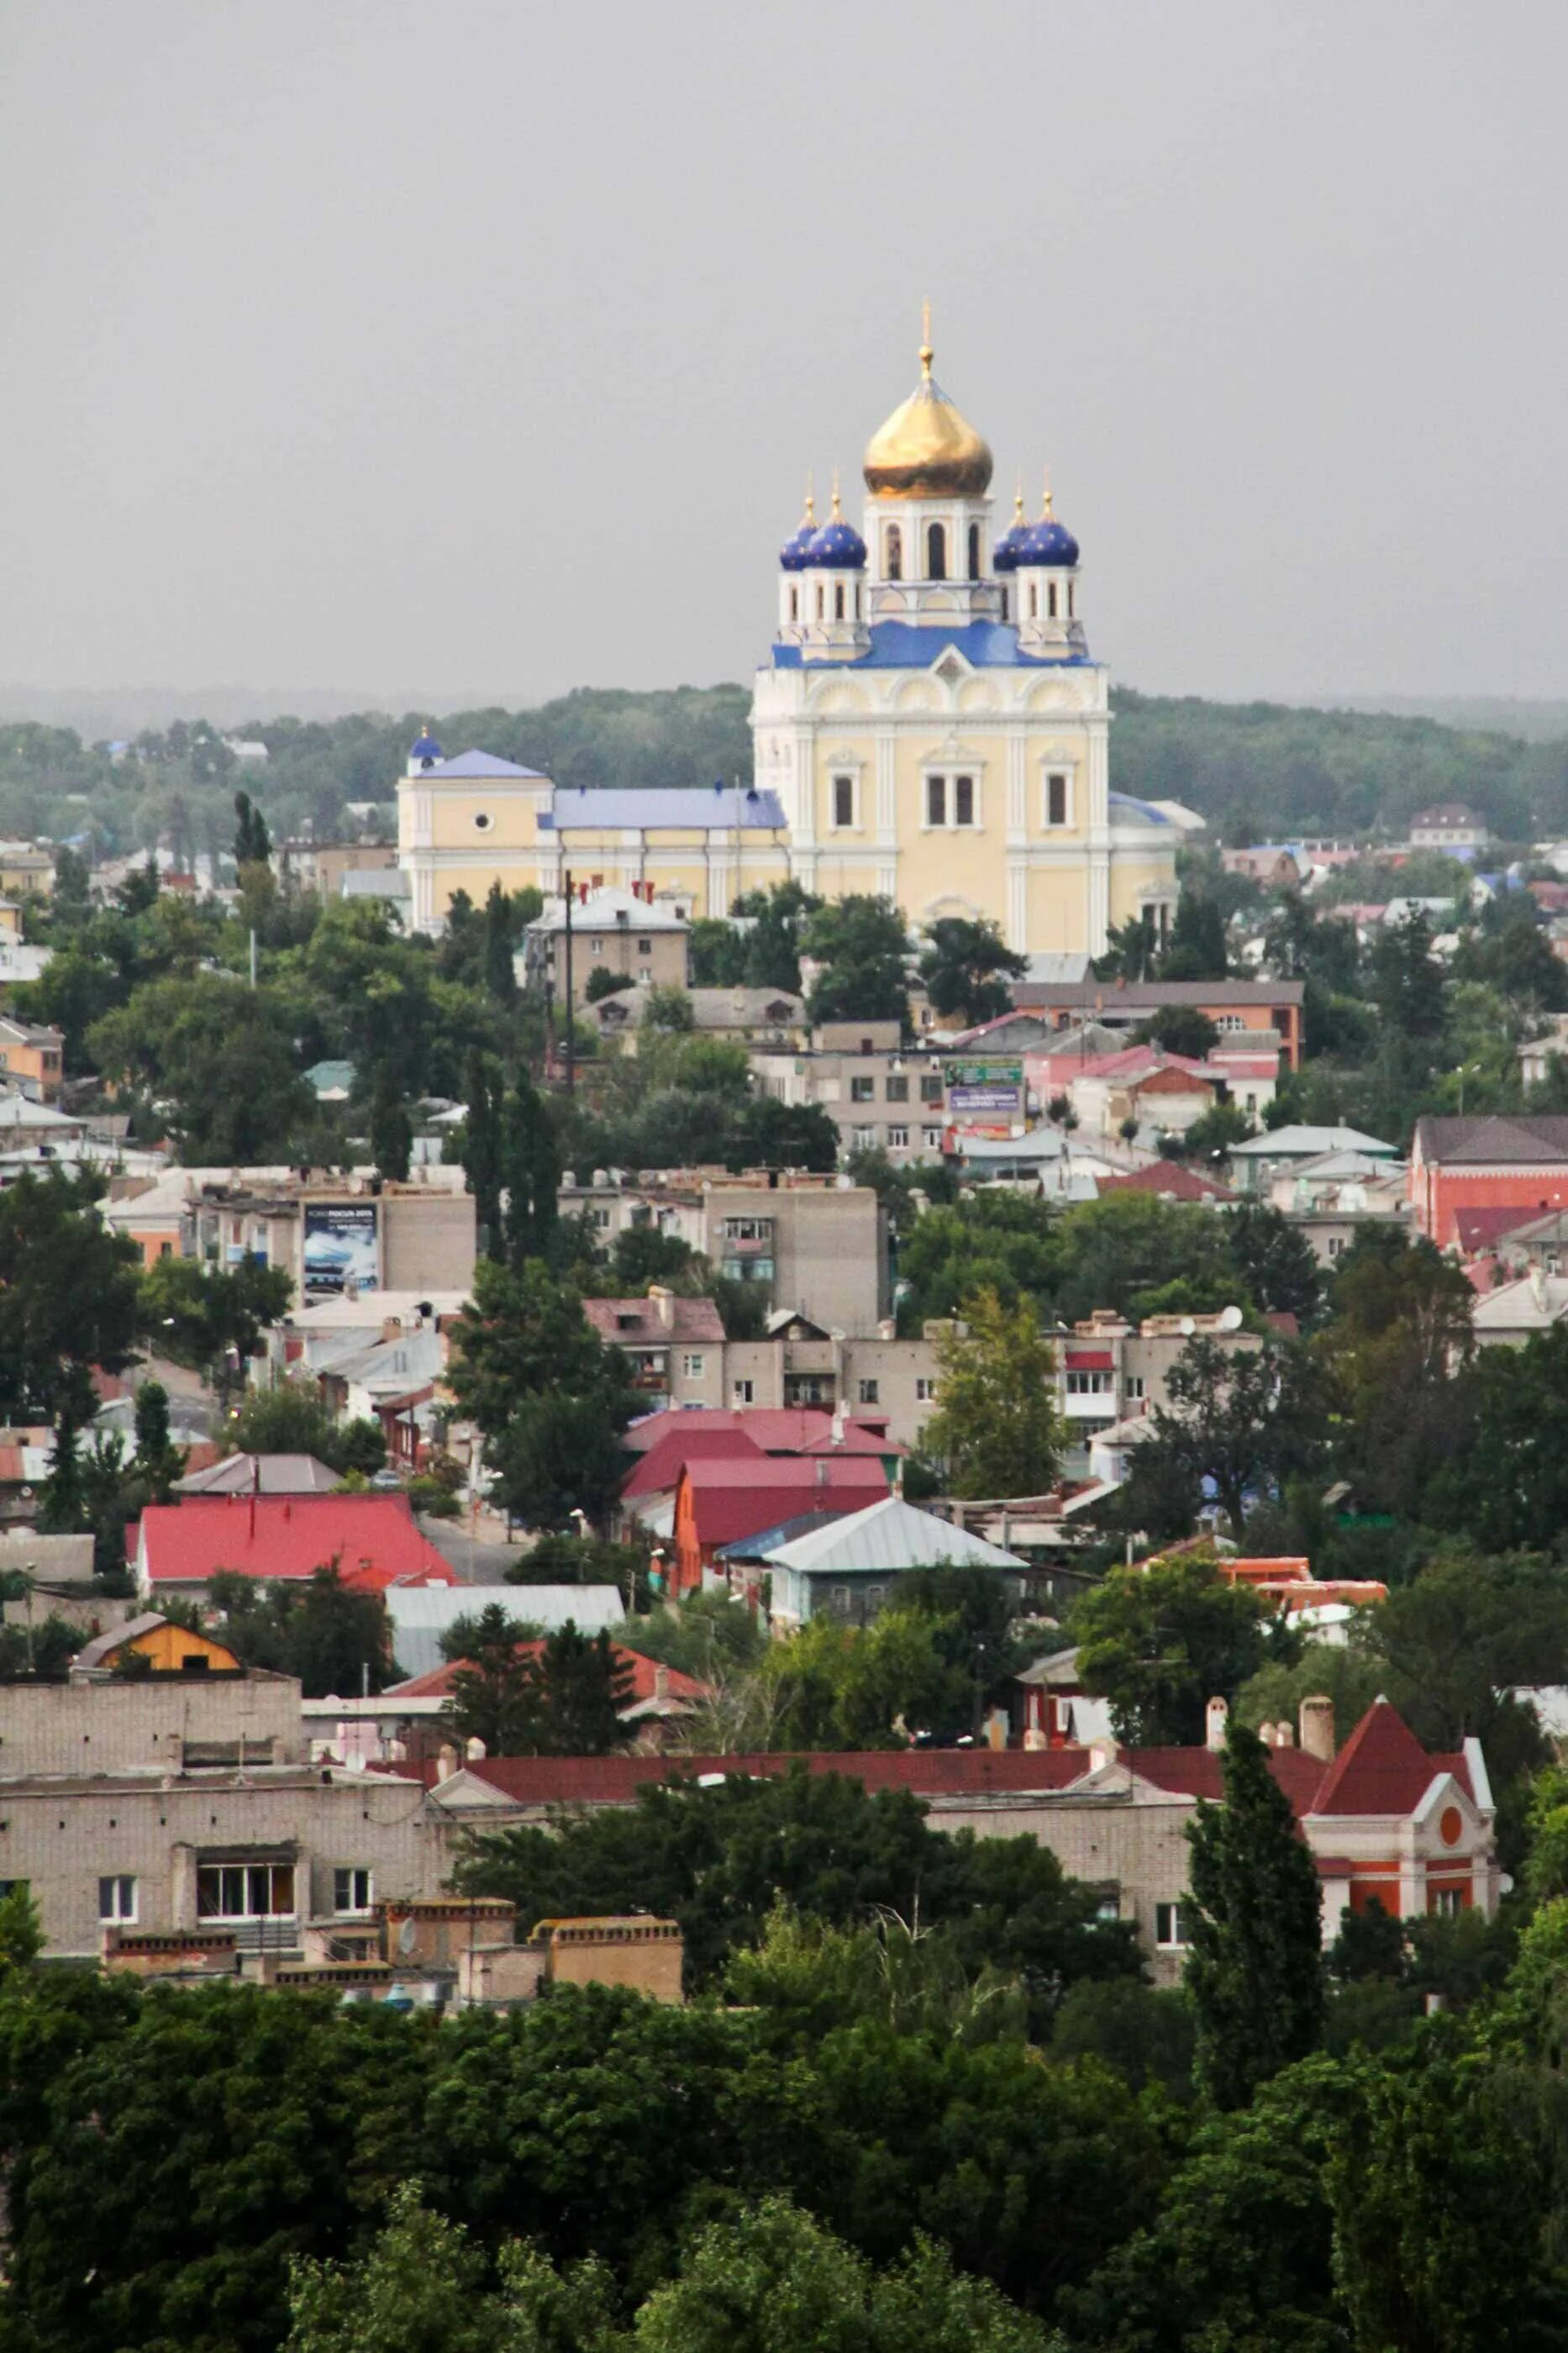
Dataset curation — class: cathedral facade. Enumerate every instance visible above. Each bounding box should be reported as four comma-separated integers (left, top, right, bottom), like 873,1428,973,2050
397,329,1177,950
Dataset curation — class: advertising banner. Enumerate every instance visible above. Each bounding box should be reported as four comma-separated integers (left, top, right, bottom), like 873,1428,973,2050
302,1203,379,1293
946,1059,1023,1088
949,1082,1023,1117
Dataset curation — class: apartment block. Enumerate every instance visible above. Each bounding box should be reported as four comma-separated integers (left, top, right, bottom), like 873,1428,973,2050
750,1019,949,1166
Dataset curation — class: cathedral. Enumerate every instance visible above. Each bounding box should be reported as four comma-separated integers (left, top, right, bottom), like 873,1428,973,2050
397,324,1178,950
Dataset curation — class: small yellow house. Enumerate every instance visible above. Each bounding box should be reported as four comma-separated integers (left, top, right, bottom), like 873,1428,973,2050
72,1614,243,1677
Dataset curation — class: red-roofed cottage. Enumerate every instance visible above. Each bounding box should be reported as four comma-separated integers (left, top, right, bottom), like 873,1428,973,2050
671,1455,891,1594
134,1494,457,1603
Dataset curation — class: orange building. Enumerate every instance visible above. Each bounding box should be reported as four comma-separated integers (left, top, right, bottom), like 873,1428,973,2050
1411,1113,1568,1247
0,1015,64,1103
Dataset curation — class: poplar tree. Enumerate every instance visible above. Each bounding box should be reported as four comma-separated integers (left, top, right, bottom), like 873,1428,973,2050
1184,1719,1325,2109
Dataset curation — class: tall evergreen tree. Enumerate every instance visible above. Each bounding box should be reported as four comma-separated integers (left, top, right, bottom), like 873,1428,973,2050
233,789,271,866
498,1068,559,1266
460,1050,503,1256
1184,1719,1325,2109
482,880,518,1005
367,1069,413,1184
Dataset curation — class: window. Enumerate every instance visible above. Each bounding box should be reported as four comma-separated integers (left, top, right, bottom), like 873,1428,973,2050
916,1377,936,1403
197,1862,295,1920
1000,587,1010,623
1047,581,1059,619
1155,1902,1192,1949
954,775,975,826
1066,1371,1111,1396
1046,771,1070,827
334,1867,373,1916
926,522,947,580
681,1352,706,1378
472,812,493,832
1125,1376,1145,1402
0,1881,27,1903
638,937,652,955
922,1124,944,1148
723,1217,774,1242
789,586,799,622
967,521,981,577
884,1075,908,1102
722,1256,775,1283
858,1379,880,1404
590,1208,612,1231
850,1125,876,1150
926,775,946,828
1430,1888,1465,1919
99,1874,137,1924
832,774,856,829
1214,1013,1247,1033
1327,1235,1345,1260
834,582,845,621
920,1074,944,1103
1028,581,1038,619
1068,579,1076,618
850,1074,875,1102
733,1378,755,1404
815,584,825,620
887,1126,909,1150
885,524,902,580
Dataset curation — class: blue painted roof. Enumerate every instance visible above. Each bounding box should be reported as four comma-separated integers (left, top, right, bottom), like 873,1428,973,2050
770,620,1092,671
549,785,789,831
1108,792,1174,827
805,517,867,570
430,748,547,779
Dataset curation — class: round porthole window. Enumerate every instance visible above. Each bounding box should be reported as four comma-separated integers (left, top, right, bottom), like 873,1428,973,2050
473,812,493,833
1439,1804,1464,1847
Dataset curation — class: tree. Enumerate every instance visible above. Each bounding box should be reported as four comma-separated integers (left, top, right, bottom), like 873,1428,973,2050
1425,1323,1568,1551
520,1624,634,1755
1072,1554,1270,1745
1316,1226,1475,1516
0,1170,144,1429
488,1387,635,1530
1369,908,1445,1041
140,1252,292,1390
229,1379,386,1477
88,975,313,1163
1131,1006,1219,1059
366,1069,413,1183
459,1048,503,1254
642,983,694,1032
497,1067,560,1265
802,896,910,1024
445,1603,547,1755
918,918,1026,1029
1093,912,1157,983
1123,1334,1329,1542
481,879,518,1005
730,879,821,993
585,963,633,1003
1158,889,1228,982
1223,1198,1323,1324
1184,1720,1325,2109
720,1094,839,1172
233,789,272,869
923,1287,1064,1498
208,1564,396,1696
447,1261,634,1529
131,1381,185,1501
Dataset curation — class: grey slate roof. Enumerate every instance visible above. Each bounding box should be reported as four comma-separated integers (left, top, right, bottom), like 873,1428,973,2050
1413,1115,1568,1166
760,1496,1027,1576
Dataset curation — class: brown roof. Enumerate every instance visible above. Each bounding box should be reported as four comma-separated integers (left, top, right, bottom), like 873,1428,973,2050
1311,1699,1473,1815
584,1296,726,1346
1414,1115,1568,1167
1013,981,1305,1010
1097,1161,1233,1202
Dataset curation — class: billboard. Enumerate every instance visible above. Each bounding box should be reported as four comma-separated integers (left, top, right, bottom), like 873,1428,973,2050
946,1060,1023,1088
949,1082,1023,1117
303,1203,379,1294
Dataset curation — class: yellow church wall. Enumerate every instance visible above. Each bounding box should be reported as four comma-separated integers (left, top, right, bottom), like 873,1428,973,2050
1024,867,1092,954
1108,861,1174,924
428,793,545,849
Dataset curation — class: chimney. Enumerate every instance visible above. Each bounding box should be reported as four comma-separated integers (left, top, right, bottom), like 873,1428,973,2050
1204,1696,1229,1751
654,1664,669,1701
1275,1719,1295,1748
435,1744,460,1782
1299,1695,1336,1761
649,1285,675,1330
829,1402,846,1447
1087,1739,1116,1773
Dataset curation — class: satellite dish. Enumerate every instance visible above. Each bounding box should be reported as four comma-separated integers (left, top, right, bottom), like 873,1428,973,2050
1218,1305,1244,1332
1179,1316,1196,1336
397,1914,418,1957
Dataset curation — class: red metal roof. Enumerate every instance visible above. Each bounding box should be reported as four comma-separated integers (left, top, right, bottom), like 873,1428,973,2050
1310,1699,1472,1816
680,1455,891,1548
1065,1349,1115,1371
624,1406,894,1457
137,1495,457,1588
621,1421,767,1502
1125,1745,1329,1813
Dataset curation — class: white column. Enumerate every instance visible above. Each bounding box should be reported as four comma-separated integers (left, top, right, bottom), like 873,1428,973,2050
1088,854,1110,955
1007,861,1029,951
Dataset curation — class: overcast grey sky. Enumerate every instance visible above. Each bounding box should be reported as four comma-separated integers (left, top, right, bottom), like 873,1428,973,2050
3,2,1565,716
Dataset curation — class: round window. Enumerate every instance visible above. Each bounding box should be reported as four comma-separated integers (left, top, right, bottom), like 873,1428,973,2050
1439,1804,1464,1847
473,812,493,833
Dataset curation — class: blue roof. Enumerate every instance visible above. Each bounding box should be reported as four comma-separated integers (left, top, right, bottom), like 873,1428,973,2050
548,785,789,832
430,748,547,779
1108,792,1174,827
771,620,1092,672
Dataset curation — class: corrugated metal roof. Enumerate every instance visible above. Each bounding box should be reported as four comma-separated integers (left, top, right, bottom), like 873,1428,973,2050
760,1496,1026,1576
384,1584,623,1679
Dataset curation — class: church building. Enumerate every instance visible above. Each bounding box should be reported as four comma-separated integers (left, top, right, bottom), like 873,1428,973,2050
397,324,1178,951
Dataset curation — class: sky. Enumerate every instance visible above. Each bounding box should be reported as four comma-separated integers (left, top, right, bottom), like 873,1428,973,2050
3,1,1565,719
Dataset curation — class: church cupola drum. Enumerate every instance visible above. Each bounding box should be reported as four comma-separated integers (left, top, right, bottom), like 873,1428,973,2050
750,314,1178,957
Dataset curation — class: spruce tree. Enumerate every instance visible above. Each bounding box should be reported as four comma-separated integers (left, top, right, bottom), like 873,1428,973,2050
233,790,271,867
482,880,518,1005
367,1070,413,1184
498,1069,559,1266
460,1050,502,1256
1184,1719,1325,2109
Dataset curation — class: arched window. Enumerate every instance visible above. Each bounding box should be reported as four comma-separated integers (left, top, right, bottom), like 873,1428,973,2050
967,522,981,578
1047,582,1058,619
885,524,902,581
1068,580,1076,618
1000,587,1010,624
1028,582,1038,619
815,584,824,621
854,582,861,619
834,582,845,621
926,523,947,580
789,587,798,622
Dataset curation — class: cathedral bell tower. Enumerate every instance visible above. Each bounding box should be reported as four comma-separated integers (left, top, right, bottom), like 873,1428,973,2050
860,309,1000,626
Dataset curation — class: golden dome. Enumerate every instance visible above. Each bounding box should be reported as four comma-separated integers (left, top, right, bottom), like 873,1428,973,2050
863,309,992,501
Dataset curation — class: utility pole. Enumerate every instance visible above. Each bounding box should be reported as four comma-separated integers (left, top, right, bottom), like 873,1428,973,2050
563,870,576,1096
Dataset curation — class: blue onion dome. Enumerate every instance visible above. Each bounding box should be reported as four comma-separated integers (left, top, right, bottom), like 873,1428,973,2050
805,483,867,570
1016,478,1080,567
780,488,818,571
409,725,444,761
992,482,1028,574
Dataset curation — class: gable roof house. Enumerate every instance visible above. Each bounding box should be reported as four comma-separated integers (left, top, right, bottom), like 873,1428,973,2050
1411,1115,1568,1247
671,1455,891,1596
583,1292,727,1411
133,1493,458,1603
755,1495,1027,1628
